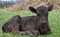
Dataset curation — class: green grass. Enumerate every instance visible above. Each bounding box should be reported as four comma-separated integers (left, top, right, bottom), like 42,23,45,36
0,10,60,37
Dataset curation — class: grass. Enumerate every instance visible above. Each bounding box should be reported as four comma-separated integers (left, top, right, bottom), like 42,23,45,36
0,10,60,37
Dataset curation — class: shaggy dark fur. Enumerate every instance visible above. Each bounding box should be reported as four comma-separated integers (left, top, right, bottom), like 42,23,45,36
2,15,22,33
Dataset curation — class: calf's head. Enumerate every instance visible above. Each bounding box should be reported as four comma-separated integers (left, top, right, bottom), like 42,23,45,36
29,5,53,26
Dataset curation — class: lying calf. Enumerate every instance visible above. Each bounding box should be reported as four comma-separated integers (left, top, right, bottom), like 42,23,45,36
2,4,53,36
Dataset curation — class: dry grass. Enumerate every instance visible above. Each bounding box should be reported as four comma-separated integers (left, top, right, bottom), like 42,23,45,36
1,0,60,11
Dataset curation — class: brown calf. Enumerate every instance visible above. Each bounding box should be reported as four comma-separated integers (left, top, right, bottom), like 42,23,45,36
2,4,53,36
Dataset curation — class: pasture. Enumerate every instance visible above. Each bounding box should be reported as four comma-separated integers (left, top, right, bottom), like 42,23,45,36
0,10,60,37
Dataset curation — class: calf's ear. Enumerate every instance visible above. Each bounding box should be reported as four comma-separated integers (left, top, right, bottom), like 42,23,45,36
29,6,36,13
48,4,53,11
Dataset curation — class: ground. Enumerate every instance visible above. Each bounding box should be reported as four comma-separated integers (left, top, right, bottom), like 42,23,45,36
0,10,60,37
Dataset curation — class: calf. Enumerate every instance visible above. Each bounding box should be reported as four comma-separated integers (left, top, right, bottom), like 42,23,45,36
2,4,53,36
2,15,22,33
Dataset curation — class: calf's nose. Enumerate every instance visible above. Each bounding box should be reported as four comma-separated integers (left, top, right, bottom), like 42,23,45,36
41,21,46,25
41,21,47,28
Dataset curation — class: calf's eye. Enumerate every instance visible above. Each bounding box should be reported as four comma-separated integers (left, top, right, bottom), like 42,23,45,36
37,14,41,16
